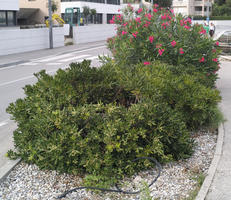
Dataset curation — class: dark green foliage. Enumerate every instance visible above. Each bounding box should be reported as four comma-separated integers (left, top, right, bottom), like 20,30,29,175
7,60,197,185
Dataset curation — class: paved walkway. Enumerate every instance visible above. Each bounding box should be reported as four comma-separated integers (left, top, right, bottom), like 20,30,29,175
206,60,231,200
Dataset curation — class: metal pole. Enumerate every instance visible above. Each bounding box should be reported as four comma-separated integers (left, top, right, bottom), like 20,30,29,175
206,2,210,25
48,0,53,49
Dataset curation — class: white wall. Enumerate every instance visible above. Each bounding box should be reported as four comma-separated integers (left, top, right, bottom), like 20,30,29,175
61,2,121,14
0,0,19,11
0,27,64,56
73,24,116,44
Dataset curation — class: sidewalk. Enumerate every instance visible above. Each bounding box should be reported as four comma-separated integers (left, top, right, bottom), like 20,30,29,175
205,59,231,199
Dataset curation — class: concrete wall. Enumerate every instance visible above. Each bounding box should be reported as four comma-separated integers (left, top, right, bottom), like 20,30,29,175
73,24,116,44
19,0,61,24
0,0,19,11
0,27,64,56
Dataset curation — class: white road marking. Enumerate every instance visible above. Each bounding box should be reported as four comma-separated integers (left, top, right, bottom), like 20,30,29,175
0,55,102,87
0,75,34,87
0,120,9,127
19,62,38,66
31,45,106,62
59,55,90,62
46,63,62,65
36,53,75,62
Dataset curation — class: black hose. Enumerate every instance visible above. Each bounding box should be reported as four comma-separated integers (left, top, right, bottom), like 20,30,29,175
57,157,161,199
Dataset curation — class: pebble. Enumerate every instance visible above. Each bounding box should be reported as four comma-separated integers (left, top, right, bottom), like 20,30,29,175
0,131,217,200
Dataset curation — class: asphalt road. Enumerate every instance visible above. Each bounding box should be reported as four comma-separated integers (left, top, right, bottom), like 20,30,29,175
0,42,110,170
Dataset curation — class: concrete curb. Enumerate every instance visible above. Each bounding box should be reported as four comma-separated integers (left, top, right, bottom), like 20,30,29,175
195,124,224,200
220,55,231,61
0,159,21,183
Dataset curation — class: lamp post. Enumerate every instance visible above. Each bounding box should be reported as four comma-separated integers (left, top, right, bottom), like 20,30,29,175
206,1,210,25
48,0,53,49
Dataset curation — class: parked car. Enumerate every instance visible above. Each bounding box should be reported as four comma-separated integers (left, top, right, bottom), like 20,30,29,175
214,30,231,54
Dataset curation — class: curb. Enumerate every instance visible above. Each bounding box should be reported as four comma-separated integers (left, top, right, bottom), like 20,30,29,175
0,159,21,183
195,123,224,200
220,55,231,61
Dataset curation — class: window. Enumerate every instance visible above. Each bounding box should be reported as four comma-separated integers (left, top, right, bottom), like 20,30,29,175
7,11,15,26
0,11,7,26
0,11,16,26
195,6,202,11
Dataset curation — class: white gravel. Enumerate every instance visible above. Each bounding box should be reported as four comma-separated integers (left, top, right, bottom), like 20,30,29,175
0,131,217,200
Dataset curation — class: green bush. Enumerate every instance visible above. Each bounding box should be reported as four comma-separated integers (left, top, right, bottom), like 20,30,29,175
7,60,195,185
114,62,222,130
108,6,221,87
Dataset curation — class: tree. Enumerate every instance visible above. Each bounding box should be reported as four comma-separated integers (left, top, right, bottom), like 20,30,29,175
90,9,97,24
51,0,58,13
83,6,90,25
153,0,172,8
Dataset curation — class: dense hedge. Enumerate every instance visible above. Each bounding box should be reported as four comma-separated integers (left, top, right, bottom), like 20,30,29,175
7,59,222,185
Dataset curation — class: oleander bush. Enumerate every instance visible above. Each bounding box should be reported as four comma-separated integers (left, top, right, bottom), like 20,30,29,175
7,5,223,187
107,5,221,87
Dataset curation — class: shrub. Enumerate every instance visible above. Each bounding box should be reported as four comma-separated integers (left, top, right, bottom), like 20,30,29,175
114,61,222,130
107,5,221,87
7,60,194,185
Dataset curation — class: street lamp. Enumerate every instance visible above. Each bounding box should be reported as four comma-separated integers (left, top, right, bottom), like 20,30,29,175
206,1,210,25
48,0,53,49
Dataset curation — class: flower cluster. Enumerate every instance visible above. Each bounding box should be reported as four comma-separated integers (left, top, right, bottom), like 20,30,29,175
107,5,221,86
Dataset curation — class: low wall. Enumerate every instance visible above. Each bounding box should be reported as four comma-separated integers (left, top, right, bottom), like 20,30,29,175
73,24,116,44
193,20,231,29
0,27,64,56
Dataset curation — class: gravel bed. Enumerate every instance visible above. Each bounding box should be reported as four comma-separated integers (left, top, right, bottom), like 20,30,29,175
0,131,217,200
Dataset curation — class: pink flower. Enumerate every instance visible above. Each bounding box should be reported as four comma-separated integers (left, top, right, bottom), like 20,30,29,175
161,22,166,29
180,20,184,26
156,44,162,48
110,20,114,24
199,57,205,63
213,58,218,62
123,23,128,27
212,49,216,53
135,17,141,23
146,13,152,20
215,41,219,46
170,9,174,14
171,40,176,47
149,36,154,43
132,32,138,38
144,61,151,65
122,31,127,35
143,24,149,28
200,29,206,34
158,49,164,56
179,48,184,54
138,8,143,13
153,8,158,13
154,4,158,8
161,15,167,20
184,25,190,29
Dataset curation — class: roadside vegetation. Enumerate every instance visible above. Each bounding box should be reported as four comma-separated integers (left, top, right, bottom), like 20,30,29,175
7,5,223,190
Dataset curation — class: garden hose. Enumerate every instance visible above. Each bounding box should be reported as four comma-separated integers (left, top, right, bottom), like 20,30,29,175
57,157,162,199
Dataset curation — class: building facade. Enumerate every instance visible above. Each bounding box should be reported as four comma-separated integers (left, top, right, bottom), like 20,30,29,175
172,0,213,17
0,0,19,26
18,0,61,25
61,0,123,24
